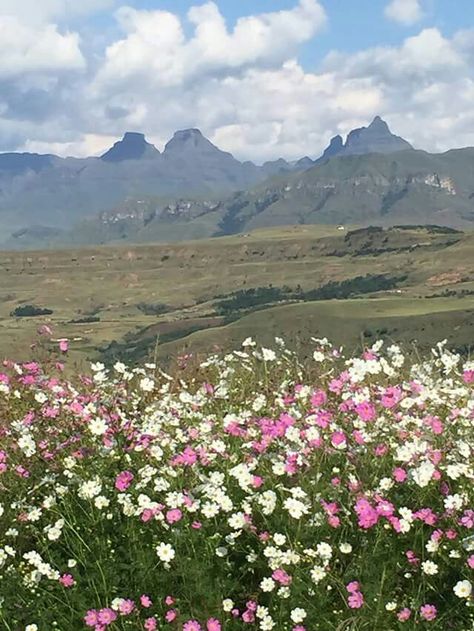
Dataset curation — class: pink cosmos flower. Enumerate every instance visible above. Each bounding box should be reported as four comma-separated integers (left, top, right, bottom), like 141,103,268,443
140,595,153,608
84,610,99,627
355,401,376,422
272,568,292,585
393,467,407,482
59,573,75,587
348,592,364,609
207,619,221,631
97,608,117,625
242,610,255,623
183,621,202,631
166,508,183,524
460,510,474,528
59,339,69,353
463,369,474,383
165,610,177,622
144,617,157,631
467,555,474,569
346,581,360,593
165,596,175,606
381,386,402,408
331,431,346,448
310,389,327,407
118,599,135,615
420,604,437,621
397,608,412,621
115,470,134,492
355,498,379,529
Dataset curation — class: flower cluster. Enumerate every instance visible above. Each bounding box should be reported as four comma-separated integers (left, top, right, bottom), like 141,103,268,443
0,338,473,630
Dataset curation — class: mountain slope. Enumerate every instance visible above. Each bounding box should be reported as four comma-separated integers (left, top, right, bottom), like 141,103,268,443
211,148,474,234
0,130,298,237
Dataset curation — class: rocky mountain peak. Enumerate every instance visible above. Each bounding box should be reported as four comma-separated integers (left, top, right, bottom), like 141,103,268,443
164,128,223,156
101,132,160,162
368,115,390,132
317,117,413,163
345,116,412,155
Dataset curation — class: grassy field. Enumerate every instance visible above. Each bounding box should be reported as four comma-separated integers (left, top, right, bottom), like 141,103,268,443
0,224,473,366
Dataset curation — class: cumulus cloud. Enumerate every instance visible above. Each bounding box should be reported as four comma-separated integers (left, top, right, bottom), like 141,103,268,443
1,0,474,162
94,0,327,91
0,16,85,77
385,0,423,26
0,0,116,24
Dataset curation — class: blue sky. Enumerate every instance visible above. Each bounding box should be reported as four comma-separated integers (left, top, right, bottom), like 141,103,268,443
0,0,474,161
88,0,474,64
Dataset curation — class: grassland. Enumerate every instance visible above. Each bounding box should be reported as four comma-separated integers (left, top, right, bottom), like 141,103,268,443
0,224,473,367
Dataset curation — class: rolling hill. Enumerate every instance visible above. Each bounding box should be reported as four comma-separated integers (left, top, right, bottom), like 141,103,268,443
1,224,472,367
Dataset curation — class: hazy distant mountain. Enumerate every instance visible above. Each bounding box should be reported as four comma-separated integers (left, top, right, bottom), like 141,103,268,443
2,116,474,249
315,116,413,163
0,128,305,238
101,132,160,162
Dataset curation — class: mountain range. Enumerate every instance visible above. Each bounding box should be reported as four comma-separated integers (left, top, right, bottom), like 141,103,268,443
1,116,473,249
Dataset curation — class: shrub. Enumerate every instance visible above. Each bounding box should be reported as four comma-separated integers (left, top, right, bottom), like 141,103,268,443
10,304,53,317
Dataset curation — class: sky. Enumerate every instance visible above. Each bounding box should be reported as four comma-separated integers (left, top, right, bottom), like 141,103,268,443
1,0,474,163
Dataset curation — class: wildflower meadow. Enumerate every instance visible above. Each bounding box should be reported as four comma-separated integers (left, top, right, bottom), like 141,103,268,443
0,337,473,630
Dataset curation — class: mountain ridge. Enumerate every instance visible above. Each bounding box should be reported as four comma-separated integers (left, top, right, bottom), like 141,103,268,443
2,116,474,249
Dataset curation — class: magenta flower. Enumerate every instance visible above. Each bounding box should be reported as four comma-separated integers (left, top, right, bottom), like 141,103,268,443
115,470,134,492
140,595,153,608
206,619,221,631
144,617,157,631
97,608,117,625
59,573,75,587
165,609,177,622
272,568,292,585
166,508,183,524
118,599,135,615
59,339,69,353
420,604,437,621
397,608,412,621
84,610,99,627
183,621,202,631
348,592,364,609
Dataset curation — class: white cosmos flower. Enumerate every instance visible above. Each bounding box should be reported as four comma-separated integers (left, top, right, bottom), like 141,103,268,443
290,608,307,623
453,580,472,598
261,348,276,362
260,577,275,592
422,561,439,575
89,418,108,436
156,543,175,563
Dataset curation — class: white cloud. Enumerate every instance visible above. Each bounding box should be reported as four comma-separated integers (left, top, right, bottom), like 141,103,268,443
385,0,423,26
2,0,474,163
94,0,327,91
0,16,85,77
0,0,116,25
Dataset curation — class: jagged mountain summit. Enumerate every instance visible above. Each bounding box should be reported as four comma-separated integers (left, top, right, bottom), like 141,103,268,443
101,132,160,162
316,116,413,163
164,129,228,157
